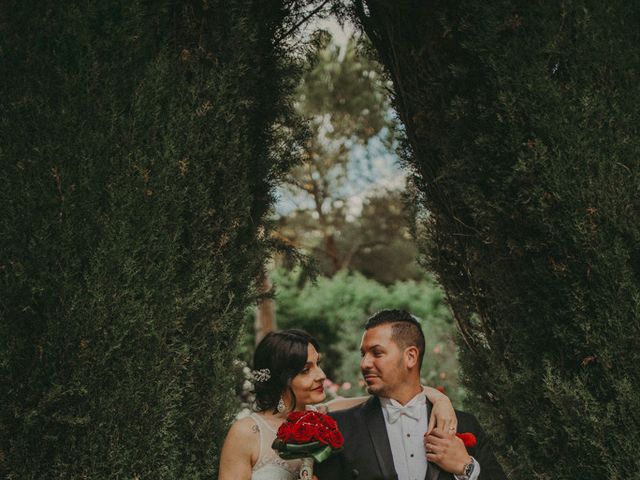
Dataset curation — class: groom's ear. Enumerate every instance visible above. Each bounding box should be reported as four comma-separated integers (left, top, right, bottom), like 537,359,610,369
405,346,420,369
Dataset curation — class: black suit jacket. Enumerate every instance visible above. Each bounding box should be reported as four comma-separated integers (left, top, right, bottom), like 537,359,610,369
315,396,507,480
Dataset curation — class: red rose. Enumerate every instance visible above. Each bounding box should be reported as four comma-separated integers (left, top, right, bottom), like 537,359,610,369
307,411,321,423
315,426,331,445
277,422,295,442
326,429,344,449
287,411,306,422
321,416,337,430
456,432,477,448
291,422,315,443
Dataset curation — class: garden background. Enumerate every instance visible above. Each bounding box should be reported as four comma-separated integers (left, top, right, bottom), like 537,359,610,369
2,1,639,479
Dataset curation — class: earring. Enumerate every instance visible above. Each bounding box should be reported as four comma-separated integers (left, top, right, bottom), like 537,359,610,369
277,396,286,413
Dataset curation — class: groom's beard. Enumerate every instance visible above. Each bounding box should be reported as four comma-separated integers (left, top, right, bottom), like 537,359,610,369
362,358,405,398
361,369,380,394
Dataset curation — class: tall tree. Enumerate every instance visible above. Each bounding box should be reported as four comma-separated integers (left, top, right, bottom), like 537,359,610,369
279,32,406,277
352,1,640,478
0,1,300,477
279,189,425,283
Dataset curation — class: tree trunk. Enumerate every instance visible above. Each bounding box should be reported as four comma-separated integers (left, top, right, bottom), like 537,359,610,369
255,273,277,345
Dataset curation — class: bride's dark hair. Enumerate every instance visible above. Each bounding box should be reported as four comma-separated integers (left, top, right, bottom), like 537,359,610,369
253,329,320,413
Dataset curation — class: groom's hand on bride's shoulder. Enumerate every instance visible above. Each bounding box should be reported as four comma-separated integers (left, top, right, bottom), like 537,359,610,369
424,427,472,476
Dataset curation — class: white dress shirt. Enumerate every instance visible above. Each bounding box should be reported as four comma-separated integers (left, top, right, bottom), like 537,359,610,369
380,393,480,480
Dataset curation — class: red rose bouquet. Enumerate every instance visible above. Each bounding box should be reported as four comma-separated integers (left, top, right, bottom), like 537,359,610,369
272,410,344,463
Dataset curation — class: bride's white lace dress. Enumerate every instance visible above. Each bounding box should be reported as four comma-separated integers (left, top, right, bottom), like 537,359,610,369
249,413,303,480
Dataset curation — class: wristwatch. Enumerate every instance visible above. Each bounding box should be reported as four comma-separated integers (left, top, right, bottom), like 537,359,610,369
462,458,475,477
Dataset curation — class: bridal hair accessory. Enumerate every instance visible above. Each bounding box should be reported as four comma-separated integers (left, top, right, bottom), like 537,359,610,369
252,368,271,382
277,397,286,413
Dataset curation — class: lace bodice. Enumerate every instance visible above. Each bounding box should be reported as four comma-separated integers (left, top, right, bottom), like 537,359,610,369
250,413,302,480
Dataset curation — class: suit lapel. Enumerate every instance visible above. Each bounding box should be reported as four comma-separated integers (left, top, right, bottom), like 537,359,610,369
424,400,442,480
364,396,397,479
426,462,443,480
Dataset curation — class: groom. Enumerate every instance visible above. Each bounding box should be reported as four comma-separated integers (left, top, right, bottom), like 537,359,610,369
315,309,507,480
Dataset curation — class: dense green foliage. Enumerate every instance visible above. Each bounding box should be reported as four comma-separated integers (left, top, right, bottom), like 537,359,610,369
242,269,463,404
1,1,298,478
353,1,640,478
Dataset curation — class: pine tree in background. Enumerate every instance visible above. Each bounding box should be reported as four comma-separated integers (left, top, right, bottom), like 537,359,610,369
352,1,640,478
278,31,403,277
1,1,300,477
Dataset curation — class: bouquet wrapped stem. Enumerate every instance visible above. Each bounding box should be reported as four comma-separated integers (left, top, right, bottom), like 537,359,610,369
298,457,313,480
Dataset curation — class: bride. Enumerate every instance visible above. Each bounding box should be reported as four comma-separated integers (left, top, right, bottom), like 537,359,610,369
218,329,457,480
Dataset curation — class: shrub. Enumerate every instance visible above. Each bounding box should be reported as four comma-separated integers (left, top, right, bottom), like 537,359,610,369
0,1,298,477
353,1,640,478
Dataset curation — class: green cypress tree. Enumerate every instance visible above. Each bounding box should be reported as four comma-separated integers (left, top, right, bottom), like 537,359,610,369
1,1,300,477
352,1,640,478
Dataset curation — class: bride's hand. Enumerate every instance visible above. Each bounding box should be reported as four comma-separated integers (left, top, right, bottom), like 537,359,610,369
423,386,457,435
428,398,457,435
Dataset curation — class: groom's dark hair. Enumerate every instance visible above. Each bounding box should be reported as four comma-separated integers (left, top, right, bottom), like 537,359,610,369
365,309,426,369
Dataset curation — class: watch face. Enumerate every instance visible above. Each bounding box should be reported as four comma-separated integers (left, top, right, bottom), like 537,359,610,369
464,462,474,476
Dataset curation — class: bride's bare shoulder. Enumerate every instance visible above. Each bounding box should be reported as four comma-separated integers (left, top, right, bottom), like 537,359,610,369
227,415,261,440
220,416,260,466
219,416,260,478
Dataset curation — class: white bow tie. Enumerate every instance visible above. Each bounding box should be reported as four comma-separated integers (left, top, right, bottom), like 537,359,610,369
386,402,424,423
